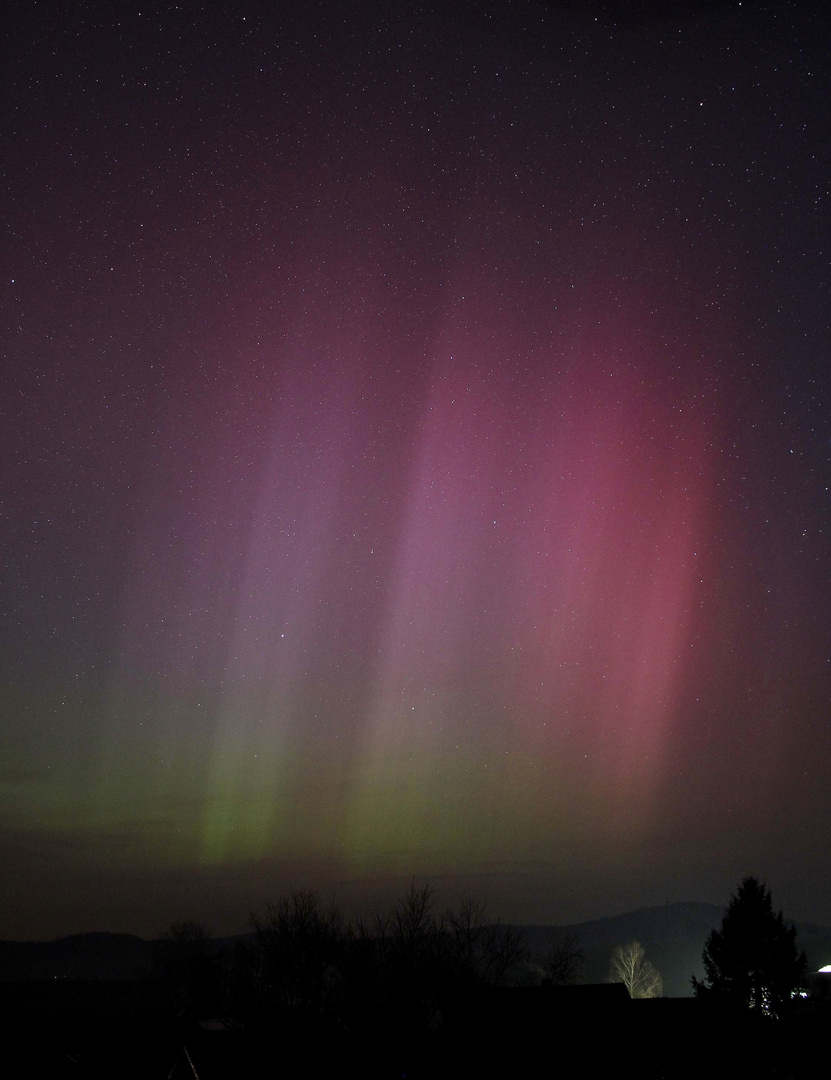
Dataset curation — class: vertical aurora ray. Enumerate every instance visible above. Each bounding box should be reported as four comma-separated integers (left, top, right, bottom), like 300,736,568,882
336,271,725,872
79,221,728,895
6,0,831,940
198,321,380,863
508,342,722,838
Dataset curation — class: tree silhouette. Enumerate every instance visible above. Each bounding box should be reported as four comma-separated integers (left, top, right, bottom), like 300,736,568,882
373,880,446,1034
251,888,349,1027
541,932,584,986
243,881,527,1039
609,940,662,998
693,876,806,1017
156,921,220,1018
443,896,528,988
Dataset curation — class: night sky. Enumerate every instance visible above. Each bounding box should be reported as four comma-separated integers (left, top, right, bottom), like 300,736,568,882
2,0,830,940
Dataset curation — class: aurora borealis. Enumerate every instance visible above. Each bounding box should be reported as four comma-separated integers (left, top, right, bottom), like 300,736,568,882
2,0,830,939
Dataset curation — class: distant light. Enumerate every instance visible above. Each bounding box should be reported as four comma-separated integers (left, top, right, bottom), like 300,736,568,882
819,964,831,973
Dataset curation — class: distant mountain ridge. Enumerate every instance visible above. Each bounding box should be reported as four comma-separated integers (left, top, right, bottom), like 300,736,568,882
3,903,829,996
520,901,831,996
519,900,726,996
0,931,154,981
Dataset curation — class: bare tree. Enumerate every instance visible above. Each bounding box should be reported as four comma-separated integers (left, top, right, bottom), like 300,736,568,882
251,888,349,1021
374,880,445,1033
609,940,662,998
542,932,584,986
156,921,219,1017
386,879,439,956
443,896,528,987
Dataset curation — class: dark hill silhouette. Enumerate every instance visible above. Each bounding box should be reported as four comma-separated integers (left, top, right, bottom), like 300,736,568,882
0,931,257,982
2,903,828,997
0,931,153,981
522,901,831,996
521,901,726,995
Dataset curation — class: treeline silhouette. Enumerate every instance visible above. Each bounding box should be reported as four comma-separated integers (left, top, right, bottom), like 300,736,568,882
5,881,829,1078
153,882,529,1039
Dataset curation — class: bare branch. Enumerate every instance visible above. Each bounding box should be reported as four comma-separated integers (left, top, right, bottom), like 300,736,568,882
609,940,662,998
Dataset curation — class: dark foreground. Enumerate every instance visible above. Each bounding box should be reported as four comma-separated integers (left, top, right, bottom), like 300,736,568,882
1,980,828,1079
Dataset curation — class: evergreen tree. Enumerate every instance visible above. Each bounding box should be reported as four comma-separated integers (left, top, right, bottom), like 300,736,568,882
693,876,806,1017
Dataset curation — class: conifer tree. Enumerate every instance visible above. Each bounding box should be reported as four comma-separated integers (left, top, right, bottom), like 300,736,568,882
693,876,806,1017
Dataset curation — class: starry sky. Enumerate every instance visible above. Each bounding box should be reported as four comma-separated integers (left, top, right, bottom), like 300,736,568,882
2,0,830,940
